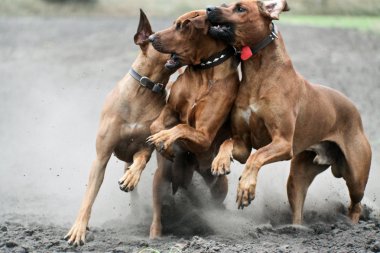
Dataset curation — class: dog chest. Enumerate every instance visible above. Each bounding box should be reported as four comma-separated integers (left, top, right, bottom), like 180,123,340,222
238,102,262,125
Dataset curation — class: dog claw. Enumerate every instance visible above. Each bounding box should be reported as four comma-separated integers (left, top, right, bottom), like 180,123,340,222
158,142,165,152
146,136,154,145
120,186,131,192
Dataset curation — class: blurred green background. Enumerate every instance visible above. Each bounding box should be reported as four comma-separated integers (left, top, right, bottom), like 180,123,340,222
1,0,380,32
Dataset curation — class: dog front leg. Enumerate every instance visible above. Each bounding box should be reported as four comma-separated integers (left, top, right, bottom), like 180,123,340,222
148,124,213,154
236,137,293,209
149,105,179,159
211,139,234,175
211,136,251,175
150,154,171,239
118,147,153,192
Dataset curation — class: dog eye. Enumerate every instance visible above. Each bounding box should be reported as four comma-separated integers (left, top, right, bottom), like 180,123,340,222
235,6,246,13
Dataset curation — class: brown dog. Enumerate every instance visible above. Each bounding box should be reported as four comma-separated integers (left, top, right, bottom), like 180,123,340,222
207,0,371,224
147,10,240,238
64,10,176,246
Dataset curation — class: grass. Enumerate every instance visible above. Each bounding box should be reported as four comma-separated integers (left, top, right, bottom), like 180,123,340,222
281,15,380,33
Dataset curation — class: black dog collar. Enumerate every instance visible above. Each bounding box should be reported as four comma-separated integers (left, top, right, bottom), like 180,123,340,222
193,46,237,70
241,22,278,59
128,68,165,93
251,22,278,54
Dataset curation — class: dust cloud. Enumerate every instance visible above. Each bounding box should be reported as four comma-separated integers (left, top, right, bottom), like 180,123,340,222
0,17,379,234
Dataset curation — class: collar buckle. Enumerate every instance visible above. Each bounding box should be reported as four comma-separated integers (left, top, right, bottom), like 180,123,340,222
152,83,164,93
140,76,154,88
129,68,165,94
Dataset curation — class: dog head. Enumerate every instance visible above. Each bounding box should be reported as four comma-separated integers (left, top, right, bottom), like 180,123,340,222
149,10,217,70
134,9,177,76
207,0,289,48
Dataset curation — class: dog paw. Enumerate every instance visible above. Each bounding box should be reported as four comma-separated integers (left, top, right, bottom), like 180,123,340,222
149,222,162,240
211,152,232,176
348,203,362,224
236,175,256,209
64,222,88,246
118,169,141,192
147,130,176,152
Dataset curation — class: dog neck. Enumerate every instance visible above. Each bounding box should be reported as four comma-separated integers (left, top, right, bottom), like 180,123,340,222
189,38,238,80
240,32,294,93
131,51,172,88
191,37,228,65
187,54,238,84
192,46,237,70
240,23,278,61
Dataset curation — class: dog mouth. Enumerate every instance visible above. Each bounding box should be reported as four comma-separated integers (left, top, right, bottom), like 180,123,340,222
165,53,181,70
209,23,231,33
208,22,235,44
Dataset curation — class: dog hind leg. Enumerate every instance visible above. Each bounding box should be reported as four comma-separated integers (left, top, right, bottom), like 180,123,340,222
199,169,228,206
340,135,371,223
65,120,120,246
287,151,329,224
65,151,112,246
150,154,172,239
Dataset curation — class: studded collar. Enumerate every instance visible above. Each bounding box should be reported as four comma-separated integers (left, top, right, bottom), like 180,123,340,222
192,46,237,70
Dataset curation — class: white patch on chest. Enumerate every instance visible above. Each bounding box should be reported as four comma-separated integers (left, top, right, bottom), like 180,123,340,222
249,103,260,113
240,108,251,125
126,122,144,129
239,103,260,125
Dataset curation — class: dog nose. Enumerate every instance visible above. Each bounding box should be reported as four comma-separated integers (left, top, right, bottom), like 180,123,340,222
148,34,156,43
206,6,216,15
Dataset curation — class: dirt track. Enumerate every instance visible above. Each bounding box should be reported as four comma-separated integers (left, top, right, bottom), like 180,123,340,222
0,17,379,252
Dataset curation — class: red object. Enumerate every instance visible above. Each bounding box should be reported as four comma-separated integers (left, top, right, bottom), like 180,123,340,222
241,46,253,61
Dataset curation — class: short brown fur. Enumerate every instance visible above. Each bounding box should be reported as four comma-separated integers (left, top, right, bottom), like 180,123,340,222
208,0,371,224
148,10,240,238
64,10,176,246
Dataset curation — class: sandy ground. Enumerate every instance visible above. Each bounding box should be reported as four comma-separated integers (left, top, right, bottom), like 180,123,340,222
0,17,380,252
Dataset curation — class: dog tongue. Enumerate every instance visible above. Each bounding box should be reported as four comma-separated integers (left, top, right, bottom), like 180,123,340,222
240,46,253,61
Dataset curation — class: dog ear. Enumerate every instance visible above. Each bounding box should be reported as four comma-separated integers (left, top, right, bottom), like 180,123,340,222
258,0,289,20
134,9,153,50
190,15,209,34
181,19,191,29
